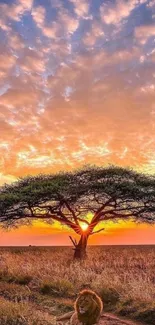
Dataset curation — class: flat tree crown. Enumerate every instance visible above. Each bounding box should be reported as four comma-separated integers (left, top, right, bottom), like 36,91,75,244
0,166,155,231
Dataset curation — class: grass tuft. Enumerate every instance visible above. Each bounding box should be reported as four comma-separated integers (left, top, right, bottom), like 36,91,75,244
40,279,74,297
0,297,55,324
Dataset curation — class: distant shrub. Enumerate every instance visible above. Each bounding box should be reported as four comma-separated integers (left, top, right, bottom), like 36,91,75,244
116,299,155,325
0,274,17,283
135,307,155,325
15,275,33,285
99,287,120,309
0,273,32,286
40,279,74,297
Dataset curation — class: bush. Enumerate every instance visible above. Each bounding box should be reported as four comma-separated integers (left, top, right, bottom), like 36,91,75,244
99,287,120,309
116,299,155,325
135,307,155,325
40,279,74,297
15,275,33,286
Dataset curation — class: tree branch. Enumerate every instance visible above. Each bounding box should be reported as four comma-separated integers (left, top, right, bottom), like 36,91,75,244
89,197,115,231
69,236,77,247
62,200,79,225
54,209,82,235
90,227,105,235
76,218,90,225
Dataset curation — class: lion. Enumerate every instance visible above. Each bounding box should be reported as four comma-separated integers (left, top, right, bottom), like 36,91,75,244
56,289,103,325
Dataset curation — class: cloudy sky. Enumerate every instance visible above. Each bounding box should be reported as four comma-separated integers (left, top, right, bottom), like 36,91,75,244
0,0,155,245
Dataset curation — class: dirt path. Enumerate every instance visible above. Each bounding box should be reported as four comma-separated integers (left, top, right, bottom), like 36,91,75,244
55,313,142,325
100,313,142,325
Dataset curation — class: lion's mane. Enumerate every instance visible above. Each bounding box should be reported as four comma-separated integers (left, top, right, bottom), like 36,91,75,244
70,289,103,325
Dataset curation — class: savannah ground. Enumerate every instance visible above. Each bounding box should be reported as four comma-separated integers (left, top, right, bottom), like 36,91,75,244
0,245,154,325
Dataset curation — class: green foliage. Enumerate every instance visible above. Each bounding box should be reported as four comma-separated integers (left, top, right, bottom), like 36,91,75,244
0,165,155,229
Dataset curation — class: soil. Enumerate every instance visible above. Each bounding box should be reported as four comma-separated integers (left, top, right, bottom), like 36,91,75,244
55,313,143,325
100,313,142,325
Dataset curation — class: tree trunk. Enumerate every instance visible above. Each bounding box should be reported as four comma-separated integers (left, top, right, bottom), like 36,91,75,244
73,233,89,259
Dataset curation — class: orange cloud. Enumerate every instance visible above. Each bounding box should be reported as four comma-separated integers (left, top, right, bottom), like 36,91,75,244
0,1,155,187
0,51,16,82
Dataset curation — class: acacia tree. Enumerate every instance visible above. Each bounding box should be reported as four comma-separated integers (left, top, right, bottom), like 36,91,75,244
0,166,155,258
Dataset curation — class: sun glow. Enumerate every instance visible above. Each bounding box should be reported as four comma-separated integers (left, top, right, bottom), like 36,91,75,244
80,222,89,232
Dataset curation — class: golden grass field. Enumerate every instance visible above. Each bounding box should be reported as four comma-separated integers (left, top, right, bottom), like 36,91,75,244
0,245,155,325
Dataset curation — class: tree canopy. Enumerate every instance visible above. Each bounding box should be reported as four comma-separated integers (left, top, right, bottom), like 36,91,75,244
0,165,155,234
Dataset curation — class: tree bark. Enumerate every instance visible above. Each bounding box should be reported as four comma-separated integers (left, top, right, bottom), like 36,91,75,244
73,233,89,259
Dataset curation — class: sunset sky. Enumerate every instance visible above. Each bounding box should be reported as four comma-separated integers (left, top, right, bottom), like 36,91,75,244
0,0,155,245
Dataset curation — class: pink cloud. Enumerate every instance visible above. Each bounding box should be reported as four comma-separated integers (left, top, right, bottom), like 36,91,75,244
70,0,89,18
100,0,147,25
135,24,155,44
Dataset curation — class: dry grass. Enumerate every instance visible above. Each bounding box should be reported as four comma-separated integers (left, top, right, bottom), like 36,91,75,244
0,296,55,325
0,245,155,324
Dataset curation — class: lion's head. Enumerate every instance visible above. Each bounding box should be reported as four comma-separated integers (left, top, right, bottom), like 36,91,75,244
75,289,103,325
77,292,94,314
